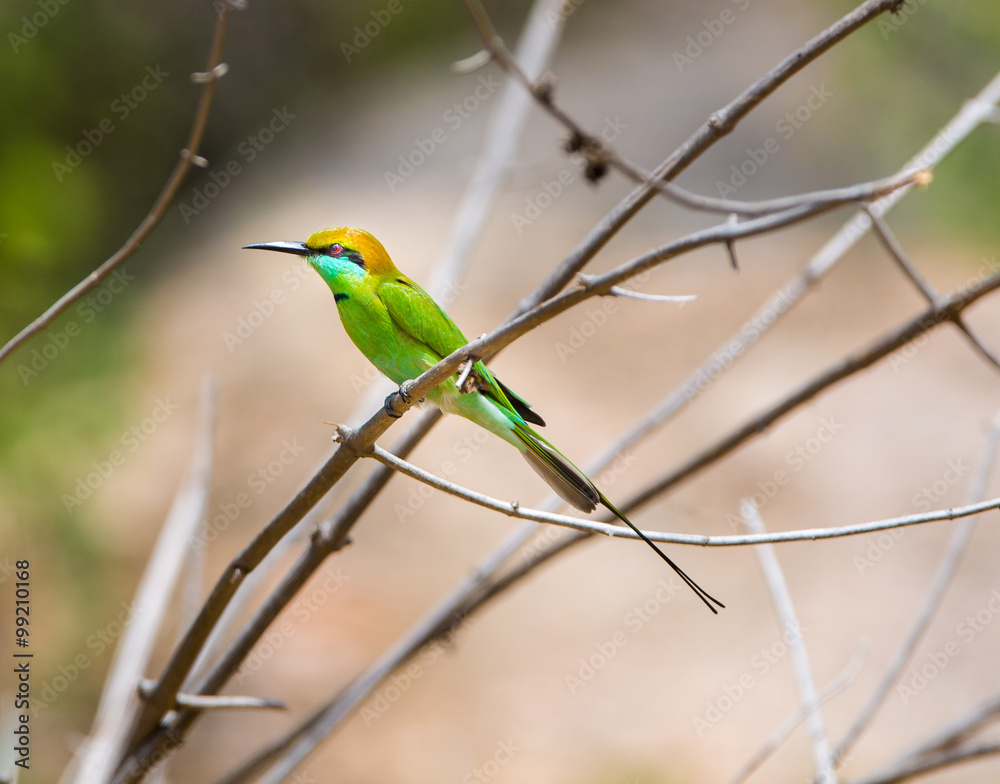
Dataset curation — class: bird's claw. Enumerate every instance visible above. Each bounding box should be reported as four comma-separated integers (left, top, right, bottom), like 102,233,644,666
384,393,403,419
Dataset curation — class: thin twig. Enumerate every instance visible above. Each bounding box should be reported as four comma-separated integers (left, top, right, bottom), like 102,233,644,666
577,69,1000,474
742,500,835,783
731,642,870,784
0,7,236,367
66,377,217,784
866,208,1000,372
364,441,1000,546
621,268,1000,511
461,0,918,219
828,414,1000,769
427,0,569,298
514,0,912,317
849,742,1000,784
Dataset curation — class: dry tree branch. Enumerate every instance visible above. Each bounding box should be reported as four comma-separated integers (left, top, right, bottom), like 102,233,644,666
0,5,237,367
742,500,835,783
427,0,570,296
860,690,1000,781
363,441,1000,547
64,377,218,784
576,69,1000,471
731,643,870,784
824,414,1000,776
867,209,1000,372
622,268,1000,510
850,742,1000,784
464,0,924,219
513,0,912,316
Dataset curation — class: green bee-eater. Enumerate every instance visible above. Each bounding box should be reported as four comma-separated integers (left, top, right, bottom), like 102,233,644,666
245,228,723,613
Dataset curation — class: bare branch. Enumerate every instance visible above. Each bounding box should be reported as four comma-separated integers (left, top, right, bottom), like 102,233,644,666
363,440,1000,546
67,377,217,784
850,741,1000,784
427,0,569,297
742,501,835,782
828,414,1000,768
514,0,913,316
621,268,1000,509
575,69,1000,467
0,7,237,366
731,643,870,784
867,208,1000,372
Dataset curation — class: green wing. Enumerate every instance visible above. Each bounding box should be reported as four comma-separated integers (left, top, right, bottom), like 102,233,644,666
379,276,545,426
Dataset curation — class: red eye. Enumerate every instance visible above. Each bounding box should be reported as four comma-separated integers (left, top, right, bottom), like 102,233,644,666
329,243,343,255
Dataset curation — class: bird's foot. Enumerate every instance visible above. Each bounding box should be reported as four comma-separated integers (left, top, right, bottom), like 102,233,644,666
384,385,415,419
384,392,403,419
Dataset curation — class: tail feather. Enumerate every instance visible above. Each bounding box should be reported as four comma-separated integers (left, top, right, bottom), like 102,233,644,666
599,493,726,615
513,423,724,614
515,425,600,513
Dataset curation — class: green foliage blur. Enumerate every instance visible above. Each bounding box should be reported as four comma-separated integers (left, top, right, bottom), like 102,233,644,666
829,0,1000,244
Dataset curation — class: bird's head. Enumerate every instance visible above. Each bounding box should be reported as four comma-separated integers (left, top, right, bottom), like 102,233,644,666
243,227,397,287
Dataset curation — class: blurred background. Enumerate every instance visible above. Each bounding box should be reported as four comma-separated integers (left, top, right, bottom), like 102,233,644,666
2,0,1000,782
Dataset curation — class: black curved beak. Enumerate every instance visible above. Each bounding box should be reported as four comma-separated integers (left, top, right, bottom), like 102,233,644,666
242,241,312,256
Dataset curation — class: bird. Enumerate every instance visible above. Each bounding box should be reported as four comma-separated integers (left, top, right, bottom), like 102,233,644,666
244,227,724,613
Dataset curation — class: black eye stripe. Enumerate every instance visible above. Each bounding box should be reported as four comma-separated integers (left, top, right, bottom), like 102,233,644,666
343,249,366,269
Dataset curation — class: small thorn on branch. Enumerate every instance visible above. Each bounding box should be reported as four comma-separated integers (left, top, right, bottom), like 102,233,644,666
451,48,493,74
180,149,209,168
190,63,229,84
138,680,285,712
